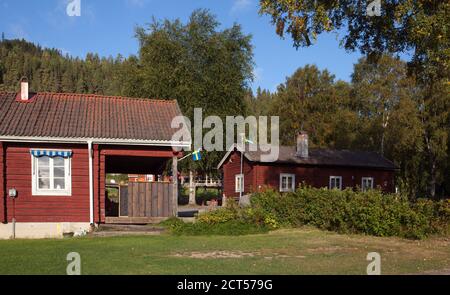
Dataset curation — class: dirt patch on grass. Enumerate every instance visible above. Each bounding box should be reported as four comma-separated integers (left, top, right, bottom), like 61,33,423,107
172,250,307,259
306,246,359,254
263,253,306,259
172,251,257,259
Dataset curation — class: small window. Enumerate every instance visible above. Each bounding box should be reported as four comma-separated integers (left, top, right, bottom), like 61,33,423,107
32,155,71,196
235,174,244,193
329,176,342,190
361,177,374,191
280,173,295,192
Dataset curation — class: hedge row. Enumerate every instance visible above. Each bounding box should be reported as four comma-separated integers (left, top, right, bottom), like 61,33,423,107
249,187,450,239
165,187,449,239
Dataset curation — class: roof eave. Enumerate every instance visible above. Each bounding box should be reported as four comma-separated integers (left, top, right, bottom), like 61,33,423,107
0,135,191,147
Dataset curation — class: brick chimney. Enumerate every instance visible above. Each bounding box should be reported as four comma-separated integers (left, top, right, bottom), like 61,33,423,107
296,131,308,158
20,77,29,101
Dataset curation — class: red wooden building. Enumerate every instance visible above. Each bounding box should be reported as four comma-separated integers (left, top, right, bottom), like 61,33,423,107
218,132,397,200
0,80,189,238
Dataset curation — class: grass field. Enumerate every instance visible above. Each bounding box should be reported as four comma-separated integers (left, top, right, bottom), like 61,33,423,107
0,228,449,274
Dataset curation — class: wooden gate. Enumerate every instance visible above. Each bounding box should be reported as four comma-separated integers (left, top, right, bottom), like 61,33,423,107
127,182,174,218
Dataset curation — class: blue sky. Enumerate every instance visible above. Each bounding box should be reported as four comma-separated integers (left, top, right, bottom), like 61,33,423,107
0,0,362,92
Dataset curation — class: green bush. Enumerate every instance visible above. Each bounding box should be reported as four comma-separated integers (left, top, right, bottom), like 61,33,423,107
196,207,238,224
195,188,220,205
250,187,450,239
161,216,268,236
162,200,269,236
165,187,449,238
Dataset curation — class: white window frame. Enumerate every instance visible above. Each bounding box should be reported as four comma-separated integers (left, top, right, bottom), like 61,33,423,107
279,173,295,192
329,176,342,190
31,154,72,196
361,177,374,191
235,174,244,193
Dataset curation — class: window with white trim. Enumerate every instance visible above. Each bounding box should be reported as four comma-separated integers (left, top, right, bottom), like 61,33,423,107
361,177,374,191
235,174,244,193
32,155,72,196
280,173,295,192
329,176,342,190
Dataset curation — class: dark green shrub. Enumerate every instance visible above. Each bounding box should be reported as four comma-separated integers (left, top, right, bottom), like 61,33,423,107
250,187,450,239
195,188,220,205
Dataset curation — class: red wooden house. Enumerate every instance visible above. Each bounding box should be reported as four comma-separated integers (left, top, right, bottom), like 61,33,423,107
0,80,189,238
218,132,397,200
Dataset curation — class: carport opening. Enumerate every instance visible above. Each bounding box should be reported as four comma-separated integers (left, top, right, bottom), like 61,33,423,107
104,155,171,218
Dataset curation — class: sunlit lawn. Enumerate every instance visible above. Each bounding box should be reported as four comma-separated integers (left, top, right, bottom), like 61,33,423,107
0,228,449,274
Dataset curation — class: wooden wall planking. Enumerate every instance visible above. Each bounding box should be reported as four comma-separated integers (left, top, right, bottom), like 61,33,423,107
126,182,172,218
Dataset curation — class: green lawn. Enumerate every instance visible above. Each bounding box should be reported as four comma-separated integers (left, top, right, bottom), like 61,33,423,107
0,228,449,274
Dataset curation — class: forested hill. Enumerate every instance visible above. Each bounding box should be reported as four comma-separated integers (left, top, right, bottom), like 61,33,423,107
0,38,125,95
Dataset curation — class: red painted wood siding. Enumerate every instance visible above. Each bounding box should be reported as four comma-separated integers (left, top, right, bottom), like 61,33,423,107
222,152,255,198
4,142,90,222
1,142,178,224
222,151,396,197
254,164,395,192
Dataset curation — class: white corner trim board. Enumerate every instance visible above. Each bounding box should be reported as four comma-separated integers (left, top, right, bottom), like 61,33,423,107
88,141,94,225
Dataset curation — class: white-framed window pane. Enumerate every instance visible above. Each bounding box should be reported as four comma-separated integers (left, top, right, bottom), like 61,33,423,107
38,178,50,189
54,178,65,190
38,156,50,167
362,177,374,191
38,166,49,178
54,166,65,178
330,176,342,189
53,157,64,167
280,174,295,192
32,153,71,196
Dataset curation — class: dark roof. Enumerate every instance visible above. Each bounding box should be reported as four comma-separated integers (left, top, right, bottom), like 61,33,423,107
0,92,186,144
223,145,397,170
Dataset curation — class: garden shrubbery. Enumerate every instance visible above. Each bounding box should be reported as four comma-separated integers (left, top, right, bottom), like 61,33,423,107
162,200,269,235
250,187,450,239
166,187,449,239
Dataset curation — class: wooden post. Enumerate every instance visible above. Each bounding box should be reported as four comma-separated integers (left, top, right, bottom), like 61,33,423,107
188,170,196,205
172,155,178,217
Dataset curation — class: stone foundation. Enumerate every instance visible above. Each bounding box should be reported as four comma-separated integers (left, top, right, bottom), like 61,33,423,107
0,222,92,239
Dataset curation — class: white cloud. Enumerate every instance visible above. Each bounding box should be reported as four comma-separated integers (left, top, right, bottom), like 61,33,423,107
231,0,252,14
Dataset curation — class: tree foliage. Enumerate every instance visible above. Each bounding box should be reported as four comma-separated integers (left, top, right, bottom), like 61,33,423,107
259,0,449,198
246,55,448,198
259,1,449,79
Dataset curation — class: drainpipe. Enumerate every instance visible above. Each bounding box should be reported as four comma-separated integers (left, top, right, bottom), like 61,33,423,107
87,141,94,225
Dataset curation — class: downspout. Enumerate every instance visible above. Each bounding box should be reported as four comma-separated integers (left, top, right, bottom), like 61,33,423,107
87,141,94,225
